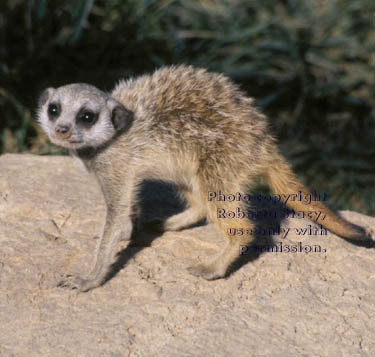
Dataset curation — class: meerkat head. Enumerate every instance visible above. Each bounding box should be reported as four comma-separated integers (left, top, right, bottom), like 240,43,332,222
37,83,133,150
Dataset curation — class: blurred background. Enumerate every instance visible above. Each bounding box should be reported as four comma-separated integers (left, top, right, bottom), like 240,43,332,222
0,0,374,214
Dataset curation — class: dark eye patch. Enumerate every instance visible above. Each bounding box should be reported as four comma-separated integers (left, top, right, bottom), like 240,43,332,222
76,108,98,126
47,103,61,120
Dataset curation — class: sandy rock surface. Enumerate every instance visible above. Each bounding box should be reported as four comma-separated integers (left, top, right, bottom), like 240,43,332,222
0,153,374,356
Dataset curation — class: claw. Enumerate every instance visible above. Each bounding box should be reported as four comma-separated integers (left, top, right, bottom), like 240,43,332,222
187,264,223,280
57,274,98,292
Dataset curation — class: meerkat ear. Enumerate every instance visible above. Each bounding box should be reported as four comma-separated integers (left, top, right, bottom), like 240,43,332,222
38,88,55,107
107,98,134,132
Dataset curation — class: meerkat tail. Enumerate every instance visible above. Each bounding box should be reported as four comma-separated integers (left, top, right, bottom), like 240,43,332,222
265,152,369,240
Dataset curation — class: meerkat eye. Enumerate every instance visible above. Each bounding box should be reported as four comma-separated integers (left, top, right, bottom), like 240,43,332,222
77,110,98,125
47,103,60,119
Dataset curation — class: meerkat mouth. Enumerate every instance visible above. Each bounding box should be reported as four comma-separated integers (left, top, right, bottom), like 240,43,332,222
52,136,83,146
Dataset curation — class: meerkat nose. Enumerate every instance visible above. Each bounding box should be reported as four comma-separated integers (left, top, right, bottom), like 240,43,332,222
55,124,71,137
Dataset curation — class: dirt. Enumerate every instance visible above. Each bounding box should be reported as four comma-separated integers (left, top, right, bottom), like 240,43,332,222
0,153,374,356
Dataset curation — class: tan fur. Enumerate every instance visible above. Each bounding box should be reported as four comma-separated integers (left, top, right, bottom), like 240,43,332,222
38,65,373,292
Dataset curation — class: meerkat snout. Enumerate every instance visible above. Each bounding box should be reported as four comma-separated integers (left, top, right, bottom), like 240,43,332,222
55,124,71,138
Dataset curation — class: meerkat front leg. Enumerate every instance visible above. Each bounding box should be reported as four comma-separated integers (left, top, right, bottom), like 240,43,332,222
59,176,137,292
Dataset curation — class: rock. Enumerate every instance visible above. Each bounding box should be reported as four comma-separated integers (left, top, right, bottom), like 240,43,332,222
0,153,374,356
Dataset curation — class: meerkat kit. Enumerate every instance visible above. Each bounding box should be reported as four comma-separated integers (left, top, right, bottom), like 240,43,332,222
38,65,373,292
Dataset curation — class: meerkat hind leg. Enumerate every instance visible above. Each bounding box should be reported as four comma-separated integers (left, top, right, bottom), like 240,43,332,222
164,190,206,231
187,200,253,280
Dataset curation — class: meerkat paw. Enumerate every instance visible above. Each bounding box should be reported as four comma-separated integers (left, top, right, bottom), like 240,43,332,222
57,274,101,292
365,227,375,240
187,263,225,280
